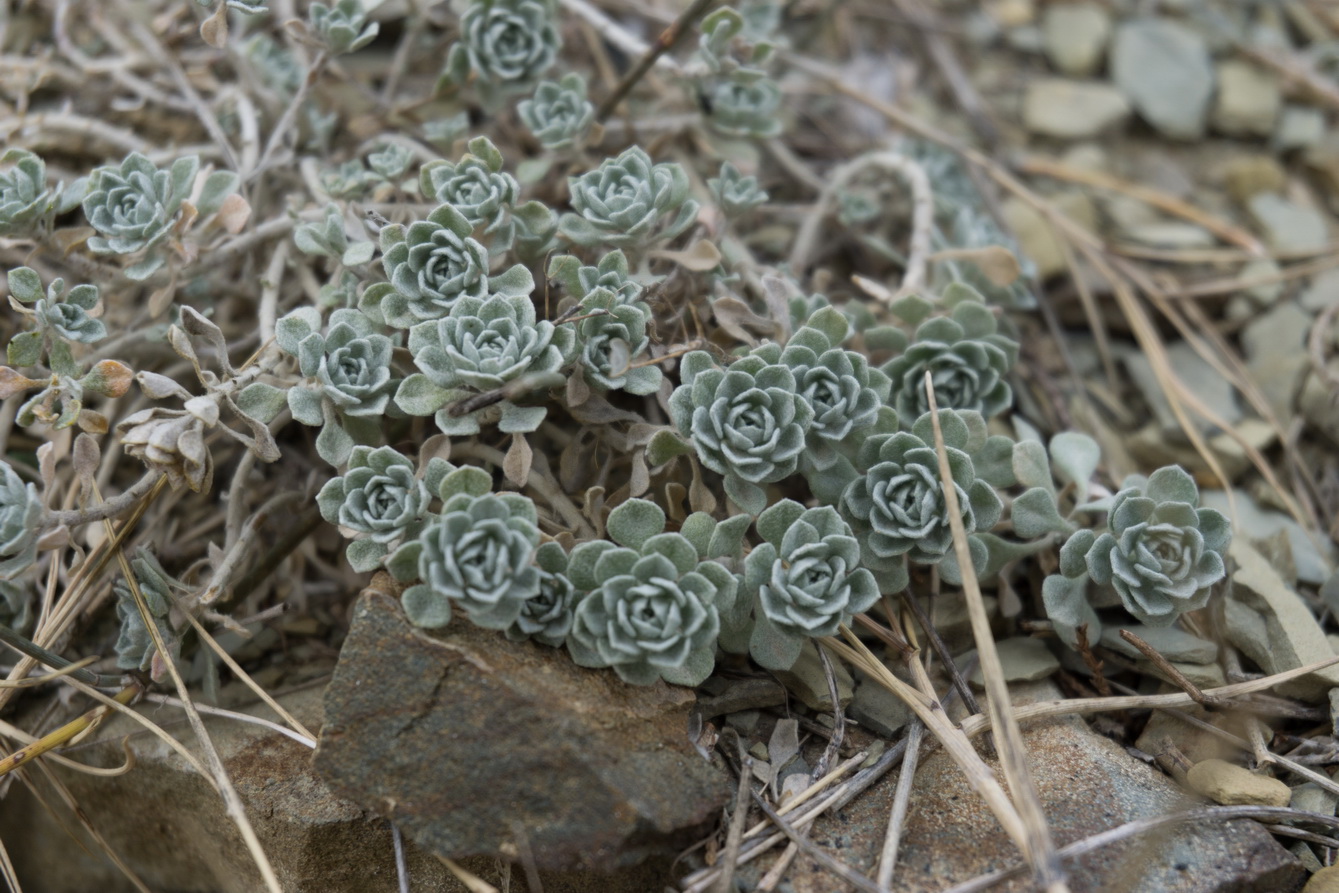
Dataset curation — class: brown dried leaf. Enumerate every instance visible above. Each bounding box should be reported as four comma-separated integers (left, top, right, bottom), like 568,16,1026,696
931,245,1022,288
0,367,41,399
649,239,723,272
217,193,252,234
504,433,532,487
200,3,228,48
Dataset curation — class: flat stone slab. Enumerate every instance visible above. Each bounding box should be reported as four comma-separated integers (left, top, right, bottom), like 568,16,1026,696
314,589,729,873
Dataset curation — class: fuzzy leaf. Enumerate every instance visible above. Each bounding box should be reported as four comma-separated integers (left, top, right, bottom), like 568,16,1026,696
236,382,288,424
647,428,694,466
1049,431,1100,504
606,498,666,550
7,331,42,368
1012,487,1075,538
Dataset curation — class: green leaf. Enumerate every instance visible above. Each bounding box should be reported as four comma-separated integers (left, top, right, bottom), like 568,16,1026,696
236,382,288,424
724,475,767,517
341,240,376,267
394,374,451,416
647,428,693,466
7,331,42,368
803,306,848,348
47,339,77,378
679,512,716,560
707,513,751,559
6,267,42,303
197,170,238,216
438,466,493,501
889,294,932,326
1012,487,1075,539
1049,432,1100,504
606,498,665,550
1042,573,1100,649
1012,439,1052,492
347,539,389,573
316,419,355,466
757,499,804,548
749,612,805,671
402,584,452,629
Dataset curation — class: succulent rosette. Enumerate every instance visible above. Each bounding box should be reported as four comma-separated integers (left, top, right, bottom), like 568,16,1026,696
506,542,577,647
703,73,784,139
277,308,397,466
394,292,574,436
113,550,183,680
82,153,198,278
560,147,699,250
574,288,661,395
547,249,651,311
839,410,1002,593
518,74,595,150
736,500,879,670
6,266,105,346
0,149,60,235
388,491,542,631
317,446,445,572
0,460,42,580
883,294,1018,422
668,351,814,516
566,499,737,686
309,0,379,54
709,161,768,219
359,203,496,329
1051,467,1229,630
442,0,561,104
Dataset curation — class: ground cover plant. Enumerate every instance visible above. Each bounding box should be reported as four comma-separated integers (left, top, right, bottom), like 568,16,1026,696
2,0,1339,891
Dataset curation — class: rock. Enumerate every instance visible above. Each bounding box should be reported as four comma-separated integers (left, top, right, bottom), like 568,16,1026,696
1307,864,1339,893
1022,79,1130,139
1300,364,1339,448
697,675,788,718
731,681,1305,892
1001,191,1096,278
0,685,486,893
1136,657,1226,690
1099,623,1218,664
315,590,729,873
1187,759,1292,807
1123,221,1215,249
1135,707,1244,765
1222,155,1287,205
1239,258,1284,305
771,638,854,711
961,636,1060,684
1041,2,1111,76
1249,193,1330,254
1241,299,1313,424
1060,143,1109,173
1304,132,1339,199
1290,781,1338,817
1222,538,1339,702
1006,24,1046,54
1301,269,1339,312
850,673,913,738
1112,18,1216,139
1201,489,1334,586
1212,60,1282,137
1275,105,1327,152
1121,339,1241,434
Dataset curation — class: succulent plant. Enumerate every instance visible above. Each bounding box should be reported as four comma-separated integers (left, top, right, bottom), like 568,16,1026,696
82,153,198,279
574,288,661,395
547,249,650,311
506,541,577,647
519,74,596,151
113,549,183,680
309,0,379,54
388,487,543,631
6,267,105,347
277,308,397,466
419,137,539,258
6,359,133,433
359,203,511,329
366,144,413,182
668,351,814,516
839,410,1003,593
0,149,60,236
560,147,699,250
753,307,890,471
566,498,737,686
242,34,302,95
0,461,42,580
702,73,784,139
395,291,573,436
317,446,450,572
709,161,769,219
735,500,880,670
1044,467,1229,638
882,291,1018,422
441,0,561,104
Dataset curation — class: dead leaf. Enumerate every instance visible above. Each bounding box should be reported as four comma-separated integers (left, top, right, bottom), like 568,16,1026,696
930,245,1022,287
217,193,252,234
200,3,228,48
649,239,723,272
504,433,532,487
0,367,41,399
711,295,776,345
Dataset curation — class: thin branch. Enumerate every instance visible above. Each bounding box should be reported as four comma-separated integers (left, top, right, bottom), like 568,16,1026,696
592,0,714,122
42,471,164,529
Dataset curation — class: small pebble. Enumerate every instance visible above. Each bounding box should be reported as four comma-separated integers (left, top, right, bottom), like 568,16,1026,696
1186,758,1291,807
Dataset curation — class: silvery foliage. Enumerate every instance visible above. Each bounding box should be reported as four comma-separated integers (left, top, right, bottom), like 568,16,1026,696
573,288,661,396
394,291,574,436
0,461,42,580
668,350,814,516
317,446,458,572
518,74,595,151
440,0,561,106
560,147,699,250
113,550,184,679
0,581,32,634
421,137,556,259
883,288,1018,423
387,469,542,631
1043,466,1229,645
839,410,1004,594
0,149,77,237
728,500,879,670
82,153,238,280
506,541,576,647
7,357,134,433
6,266,105,347
294,204,376,267
758,307,890,474
277,308,397,466
547,249,651,310
360,202,535,329
709,161,768,219
694,6,783,140
309,0,379,54
566,498,739,686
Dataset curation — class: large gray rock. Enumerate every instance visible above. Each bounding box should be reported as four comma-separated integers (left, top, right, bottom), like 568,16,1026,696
1112,18,1215,139
1023,79,1130,139
1212,60,1281,137
314,590,729,873
732,681,1305,892
1041,2,1111,76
